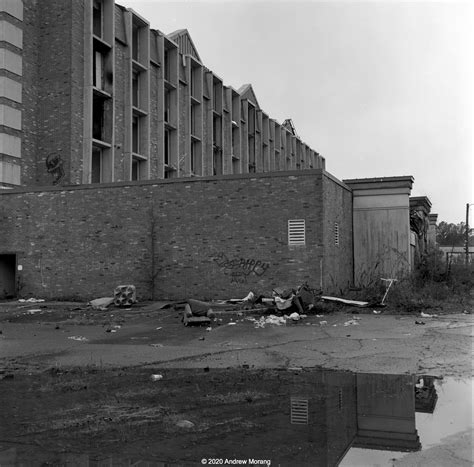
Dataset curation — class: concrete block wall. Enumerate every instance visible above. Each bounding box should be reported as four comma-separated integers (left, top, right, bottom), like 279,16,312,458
0,169,352,300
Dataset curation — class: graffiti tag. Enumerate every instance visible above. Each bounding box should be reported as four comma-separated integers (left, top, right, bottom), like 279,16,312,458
212,252,270,284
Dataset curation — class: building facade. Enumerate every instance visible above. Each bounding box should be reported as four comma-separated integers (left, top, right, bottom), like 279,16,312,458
0,0,324,188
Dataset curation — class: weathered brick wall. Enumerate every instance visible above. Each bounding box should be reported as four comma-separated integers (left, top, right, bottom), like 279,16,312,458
22,0,85,187
0,170,353,300
322,173,353,293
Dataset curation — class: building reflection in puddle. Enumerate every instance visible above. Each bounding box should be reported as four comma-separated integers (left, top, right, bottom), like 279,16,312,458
0,369,446,467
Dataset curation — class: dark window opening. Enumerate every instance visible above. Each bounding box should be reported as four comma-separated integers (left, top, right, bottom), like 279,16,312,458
132,116,139,154
132,24,139,62
92,96,104,141
164,91,170,123
91,147,102,183
131,157,139,181
93,0,102,37
164,49,171,81
132,72,139,108
164,129,170,166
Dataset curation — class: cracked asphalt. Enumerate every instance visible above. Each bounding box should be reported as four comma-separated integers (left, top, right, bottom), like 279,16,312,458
0,302,472,378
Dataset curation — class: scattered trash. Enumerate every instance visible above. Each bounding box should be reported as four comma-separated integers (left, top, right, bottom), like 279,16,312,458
228,322,236,326
463,310,470,314
288,312,300,321
176,420,194,429
247,315,286,328
150,343,163,348
373,310,382,314
150,374,163,381
199,337,205,341
321,296,369,307
206,327,212,331
319,321,328,325
114,285,137,307
19,298,45,303
89,297,114,310
242,291,255,302
26,309,42,314
155,327,162,330
415,378,424,389
344,319,360,326
288,367,302,371
415,321,426,325
421,312,437,318
68,336,88,342
315,314,323,318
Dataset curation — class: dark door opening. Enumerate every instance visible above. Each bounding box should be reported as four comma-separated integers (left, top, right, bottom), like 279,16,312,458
0,254,16,299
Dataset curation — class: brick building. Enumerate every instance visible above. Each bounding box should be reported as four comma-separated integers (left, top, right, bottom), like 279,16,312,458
0,0,324,188
0,1,436,300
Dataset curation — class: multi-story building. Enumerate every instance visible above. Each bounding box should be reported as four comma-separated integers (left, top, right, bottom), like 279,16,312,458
0,0,325,187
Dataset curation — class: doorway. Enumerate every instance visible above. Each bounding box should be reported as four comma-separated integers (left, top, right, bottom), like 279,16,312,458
0,254,16,299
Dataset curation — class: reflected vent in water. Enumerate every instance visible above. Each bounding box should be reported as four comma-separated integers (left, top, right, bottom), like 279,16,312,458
290,397,309,424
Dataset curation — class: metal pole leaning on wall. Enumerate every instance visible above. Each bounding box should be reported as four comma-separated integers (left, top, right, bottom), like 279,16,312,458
466,203,470,266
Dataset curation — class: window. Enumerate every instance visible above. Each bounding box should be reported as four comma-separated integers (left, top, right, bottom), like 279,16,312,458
191,141,196,173
131,157,142,181
164,49,171,81
164,91,170,122
334,222,340,246
290,398,309,425
91,147,102,183
132,72,139,108
288,219,306,246
132,23,139,62
164,128,170,165
93,50,103,89
93,0,102,38
92,96,104,140
132,115,139,154
191,105,199,135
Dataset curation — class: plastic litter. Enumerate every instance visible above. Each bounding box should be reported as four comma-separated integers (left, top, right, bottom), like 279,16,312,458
288,312,300,321
319,321,328,325
344,319,360,326
247,315,286,328
68,336,88,342
26,309,42,314
373,310,382,314
150,374,163,381
421,312,437,318
19,298,45,303
415,321,426,325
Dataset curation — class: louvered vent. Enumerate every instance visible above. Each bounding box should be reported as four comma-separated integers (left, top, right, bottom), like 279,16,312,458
288,219,306,246
290,397,309,424
334,222,339,246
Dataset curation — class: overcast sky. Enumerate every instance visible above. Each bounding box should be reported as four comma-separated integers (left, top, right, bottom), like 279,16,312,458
124,0,473,224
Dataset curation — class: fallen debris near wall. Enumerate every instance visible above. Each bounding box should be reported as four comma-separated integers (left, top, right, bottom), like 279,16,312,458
321,296,369,307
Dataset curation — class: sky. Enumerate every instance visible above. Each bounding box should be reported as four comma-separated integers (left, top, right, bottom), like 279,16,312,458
123,0,473,224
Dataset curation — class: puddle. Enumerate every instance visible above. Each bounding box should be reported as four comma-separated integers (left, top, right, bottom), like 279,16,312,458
0,368,471,466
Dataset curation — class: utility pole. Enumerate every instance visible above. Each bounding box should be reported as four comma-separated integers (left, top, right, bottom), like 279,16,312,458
466,203,470,265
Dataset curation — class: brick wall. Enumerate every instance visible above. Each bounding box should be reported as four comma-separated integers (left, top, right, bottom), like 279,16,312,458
22,0,85,187
322,173,353,292
0,169,353,300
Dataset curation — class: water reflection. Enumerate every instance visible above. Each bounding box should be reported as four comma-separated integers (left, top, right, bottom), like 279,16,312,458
0,368,453,467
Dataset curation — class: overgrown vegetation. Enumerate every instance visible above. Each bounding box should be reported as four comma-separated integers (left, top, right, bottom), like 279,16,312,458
349,246,473,313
